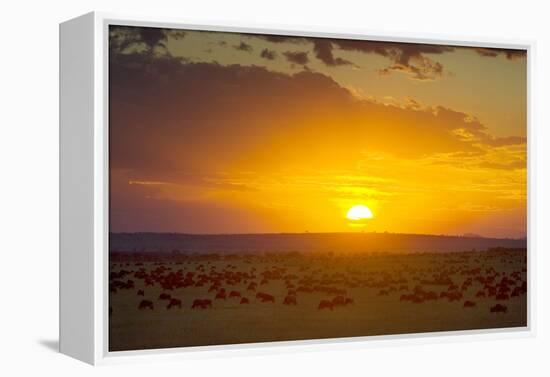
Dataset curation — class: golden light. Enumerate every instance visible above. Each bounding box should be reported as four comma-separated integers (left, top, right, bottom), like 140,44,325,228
346,205,374,221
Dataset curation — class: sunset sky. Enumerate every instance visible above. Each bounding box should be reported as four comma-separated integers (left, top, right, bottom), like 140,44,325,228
109,26,527,238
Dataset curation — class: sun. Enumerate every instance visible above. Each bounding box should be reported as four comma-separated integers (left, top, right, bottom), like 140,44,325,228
346,205,374,221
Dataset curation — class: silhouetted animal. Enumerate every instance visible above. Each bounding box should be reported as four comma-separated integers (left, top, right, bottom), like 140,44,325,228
256,292,275,303
283,295,297,305
318,300,333,310
191,299,212,309
167,298,182,309
490,304,507,313
240,297,250,304
138,300,154,310
159,293,171,300
137,289,144,296
229,290,241,298
463,300,476,308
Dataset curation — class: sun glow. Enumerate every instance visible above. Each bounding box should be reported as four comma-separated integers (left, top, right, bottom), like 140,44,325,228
346,205,374,221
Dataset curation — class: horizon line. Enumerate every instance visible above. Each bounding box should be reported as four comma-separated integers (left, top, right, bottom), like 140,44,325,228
109,230,527,241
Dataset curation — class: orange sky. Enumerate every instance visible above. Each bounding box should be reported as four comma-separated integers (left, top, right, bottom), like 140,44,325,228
109,26,527,238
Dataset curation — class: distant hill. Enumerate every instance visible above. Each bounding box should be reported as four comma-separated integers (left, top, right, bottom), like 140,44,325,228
109,232,526,254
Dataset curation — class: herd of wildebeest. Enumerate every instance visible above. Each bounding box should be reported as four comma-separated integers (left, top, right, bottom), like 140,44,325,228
109,248,527,350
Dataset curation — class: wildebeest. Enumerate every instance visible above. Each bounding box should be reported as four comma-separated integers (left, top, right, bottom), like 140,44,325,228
138,300,154,310
463,300,476,308
229,290,241,298
318,300,333,310
158,293,171,300
167,298,182,309
400,293,414,302
256,292,275,303
490,304,508,313
137,289,144,296
240,297,250,304
283,295,297,305
191,299,212,309
215,291,227,300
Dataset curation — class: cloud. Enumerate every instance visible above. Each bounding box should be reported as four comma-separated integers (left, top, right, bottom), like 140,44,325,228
283,51,309,65
249,34,305,44
249,34,454,79
109,51,524,179
474,47,526,60
378,59,444,80
331,40,452,80
251,35,524,81
234,41,253,52
254,35,454,80
109,25,185,55
260,48,277,60
311,39,353,66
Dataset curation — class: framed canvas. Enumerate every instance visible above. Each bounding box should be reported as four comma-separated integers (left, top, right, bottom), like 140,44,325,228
59,12,534,365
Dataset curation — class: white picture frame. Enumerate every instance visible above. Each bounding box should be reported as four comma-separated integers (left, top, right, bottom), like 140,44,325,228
59,11,535,365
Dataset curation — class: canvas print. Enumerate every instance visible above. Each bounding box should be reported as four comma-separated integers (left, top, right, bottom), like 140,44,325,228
108,25,527,351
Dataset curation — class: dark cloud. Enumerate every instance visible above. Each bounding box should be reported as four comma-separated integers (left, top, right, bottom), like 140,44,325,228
248,34,305,44
312,39,353,66
109,25,185,55
260,48,277,60
378,59,444,81
329,39,452,80
250,34,454,80
474,47,526,60
283,51,309,65
250,34,524,80
234,42,253,53
109,50,522,177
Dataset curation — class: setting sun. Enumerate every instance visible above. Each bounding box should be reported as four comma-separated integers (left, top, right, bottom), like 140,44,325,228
346,205,374,221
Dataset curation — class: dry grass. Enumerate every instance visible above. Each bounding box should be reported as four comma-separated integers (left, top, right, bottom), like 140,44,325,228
109,249,527,351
